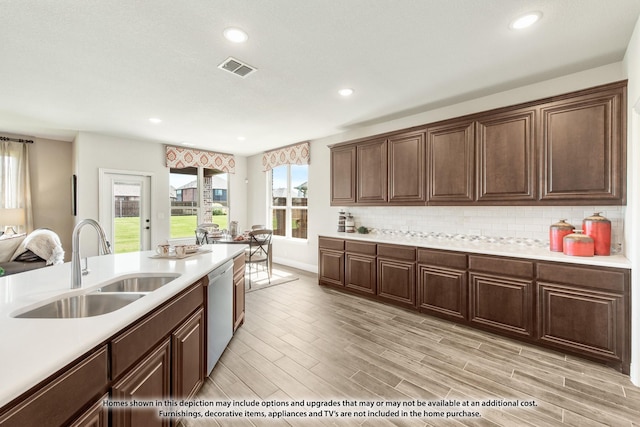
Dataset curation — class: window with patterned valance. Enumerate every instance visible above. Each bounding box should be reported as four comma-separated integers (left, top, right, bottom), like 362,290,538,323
262,142,310,171
166,145,236,174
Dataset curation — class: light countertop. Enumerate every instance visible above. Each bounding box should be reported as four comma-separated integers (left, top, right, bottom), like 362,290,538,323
0,244,246,408
320,232,631,269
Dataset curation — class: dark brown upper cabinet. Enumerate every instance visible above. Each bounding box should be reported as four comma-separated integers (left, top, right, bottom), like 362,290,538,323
476,108,536,203
387,131,426,204
357,139,388,204
330,144,356,205
329,80,627,207
539,83,626,204
427,120,475,203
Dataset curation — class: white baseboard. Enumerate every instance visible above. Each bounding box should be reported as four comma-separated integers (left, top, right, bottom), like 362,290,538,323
272,257,317,274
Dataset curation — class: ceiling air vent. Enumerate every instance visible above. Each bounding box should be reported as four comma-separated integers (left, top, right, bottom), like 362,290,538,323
218,57,257,78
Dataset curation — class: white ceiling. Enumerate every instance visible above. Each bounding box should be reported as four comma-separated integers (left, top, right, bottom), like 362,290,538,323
1,0,639,156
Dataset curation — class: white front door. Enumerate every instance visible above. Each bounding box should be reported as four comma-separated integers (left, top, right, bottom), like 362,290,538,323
99,171,152,253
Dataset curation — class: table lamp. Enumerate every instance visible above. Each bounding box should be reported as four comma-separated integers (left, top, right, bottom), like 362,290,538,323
0,208,25,236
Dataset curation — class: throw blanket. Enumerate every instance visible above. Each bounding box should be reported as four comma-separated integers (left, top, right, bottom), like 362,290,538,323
11,229,64,265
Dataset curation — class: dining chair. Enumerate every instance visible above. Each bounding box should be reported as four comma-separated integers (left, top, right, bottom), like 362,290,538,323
251,224,265,230
195,223,220,244
244,228,272,288
195,227,209,245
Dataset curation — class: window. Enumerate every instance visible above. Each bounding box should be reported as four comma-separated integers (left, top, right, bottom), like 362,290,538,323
170,168,229,238
270,164,308,239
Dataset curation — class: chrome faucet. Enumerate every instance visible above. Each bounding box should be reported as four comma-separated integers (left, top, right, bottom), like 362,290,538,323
71,219,112,289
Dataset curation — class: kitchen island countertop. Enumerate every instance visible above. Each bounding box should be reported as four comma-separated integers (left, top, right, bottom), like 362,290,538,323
0,244,246,408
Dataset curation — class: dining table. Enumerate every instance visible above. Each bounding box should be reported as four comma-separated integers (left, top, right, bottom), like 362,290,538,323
209,235,272,277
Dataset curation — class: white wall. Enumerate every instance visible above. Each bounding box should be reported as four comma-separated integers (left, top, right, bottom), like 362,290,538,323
622,14,640,386
29,136,74,259
74,132,247,256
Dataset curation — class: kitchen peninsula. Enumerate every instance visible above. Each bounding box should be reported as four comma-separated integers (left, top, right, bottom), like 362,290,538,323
0,244,246,426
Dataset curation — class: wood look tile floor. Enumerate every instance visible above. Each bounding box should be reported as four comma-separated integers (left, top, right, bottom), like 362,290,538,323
181,266,640,427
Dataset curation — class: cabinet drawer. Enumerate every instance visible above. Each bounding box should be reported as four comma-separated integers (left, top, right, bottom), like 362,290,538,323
111,281,204,379
345,240,377,255
0,346,108,427
469,255,533,278
417,249,467,269
537,262,627,294
377,244,416,261
319,237,345,251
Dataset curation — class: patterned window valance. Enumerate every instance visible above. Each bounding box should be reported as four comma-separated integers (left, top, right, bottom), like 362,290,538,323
166,146,235,173
262,142,310,171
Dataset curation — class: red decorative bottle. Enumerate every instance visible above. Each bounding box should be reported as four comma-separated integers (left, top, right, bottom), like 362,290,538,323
549,219,574,252
582,212,611,256
563,230,594,257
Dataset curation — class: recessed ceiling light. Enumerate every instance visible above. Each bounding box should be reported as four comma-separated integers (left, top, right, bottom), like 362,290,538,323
149,118,162,124
338,88,354,97
237,136,246,141
510,12,542,30
224,27,248,43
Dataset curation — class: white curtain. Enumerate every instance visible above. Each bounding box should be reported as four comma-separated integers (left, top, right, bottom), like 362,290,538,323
0,141,33,233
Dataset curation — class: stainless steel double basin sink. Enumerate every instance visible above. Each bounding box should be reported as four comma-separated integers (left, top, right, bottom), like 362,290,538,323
13,274,180,319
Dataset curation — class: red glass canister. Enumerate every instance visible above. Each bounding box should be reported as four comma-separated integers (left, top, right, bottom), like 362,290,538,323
549,219,574,252
563,230,594,257
582,212,611,256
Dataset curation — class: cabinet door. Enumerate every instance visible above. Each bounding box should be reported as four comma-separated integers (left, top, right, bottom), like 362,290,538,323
234,270,246,331
233,254,245,332
469,273,533,338
330,145,357,205
173,308,205,400
388,131,426,204
417,265,467,321
537,282,625,363
69,394,109,427
377,259,416,307
112,339,171,427
318,249,344,287
427,120,475,203
476,109,536,202
357,139,388,203
539,84,625,203
345,253,376,294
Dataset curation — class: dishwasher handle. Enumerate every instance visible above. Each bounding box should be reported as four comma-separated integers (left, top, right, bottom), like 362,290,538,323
207,261,234,283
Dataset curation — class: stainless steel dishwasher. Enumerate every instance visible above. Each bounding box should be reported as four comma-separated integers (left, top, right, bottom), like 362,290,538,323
207,260,234,375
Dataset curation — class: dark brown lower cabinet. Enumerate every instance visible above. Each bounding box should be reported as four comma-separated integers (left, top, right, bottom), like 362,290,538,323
318,237,631,373
69,393,109,427
417,249,467,321
536,262,629,369
318,237,345,287
172,308,205,399
345,253,376,294
319,248,344,286
0,347,109,427
469,273,533,338
377,258,415,307
468,255,534,338
377,244,416,307
417,265,467,320
345,241,377,294
112,339,172,427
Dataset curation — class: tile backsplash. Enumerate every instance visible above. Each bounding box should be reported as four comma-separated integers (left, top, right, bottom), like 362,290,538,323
341,205,625,252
